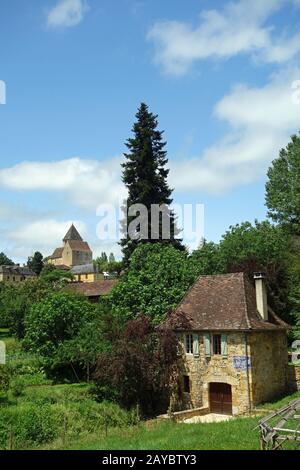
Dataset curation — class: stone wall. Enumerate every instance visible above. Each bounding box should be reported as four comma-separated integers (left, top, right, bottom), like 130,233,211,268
178,332,252,415
249,330,288,405
287,365,300,392
177,329,289,415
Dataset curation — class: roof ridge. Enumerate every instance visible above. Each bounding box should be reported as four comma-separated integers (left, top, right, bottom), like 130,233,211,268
241,272,252,330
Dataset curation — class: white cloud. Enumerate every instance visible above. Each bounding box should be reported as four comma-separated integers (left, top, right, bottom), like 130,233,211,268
9,219,86,251
2,219,88,262
170,68,300,193
46,0,89,29
0,157,126,211
148,0,300,75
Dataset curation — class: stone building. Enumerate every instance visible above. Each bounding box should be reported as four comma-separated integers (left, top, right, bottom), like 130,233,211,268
46,224,92,268
167,272,289,415
67,279,118,303
70,263,102,283
0,265,36,283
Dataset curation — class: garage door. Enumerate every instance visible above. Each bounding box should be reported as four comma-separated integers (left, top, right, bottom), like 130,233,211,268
209,383,232,415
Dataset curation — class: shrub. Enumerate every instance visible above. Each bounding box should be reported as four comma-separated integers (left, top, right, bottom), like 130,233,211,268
0,404,60,449
0,366,10,392
10,377,26,397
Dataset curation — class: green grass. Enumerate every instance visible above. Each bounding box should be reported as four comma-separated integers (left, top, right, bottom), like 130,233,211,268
1,331,300,451
61,417,260,451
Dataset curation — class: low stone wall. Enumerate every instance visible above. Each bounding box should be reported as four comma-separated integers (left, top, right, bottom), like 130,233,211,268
287,365,300,391
158,407,209,422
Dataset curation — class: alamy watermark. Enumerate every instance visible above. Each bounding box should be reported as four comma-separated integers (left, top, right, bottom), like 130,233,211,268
0,80,6,105
291,340,300,364
0,341,6,365
96,201,205,247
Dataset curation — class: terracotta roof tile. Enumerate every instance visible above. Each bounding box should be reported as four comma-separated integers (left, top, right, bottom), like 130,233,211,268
67,280,117,297
47,247,63,260
67,240,91,252
166,272,289,331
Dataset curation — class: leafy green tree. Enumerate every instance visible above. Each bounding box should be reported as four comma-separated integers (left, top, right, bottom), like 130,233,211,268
289,284,300,340
120,103,184,265
110,243,195,324
58,306,115,382
40,264,74,285
266,133,300,233
0,252,14,266
188,241,222,276
24,292,95,373
0,279,50,338
218,221,291,318
27,251,44,275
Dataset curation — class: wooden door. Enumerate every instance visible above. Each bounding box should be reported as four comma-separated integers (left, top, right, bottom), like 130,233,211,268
209,383,232,415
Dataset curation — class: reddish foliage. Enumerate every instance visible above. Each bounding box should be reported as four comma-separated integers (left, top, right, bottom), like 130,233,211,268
94,315,179,416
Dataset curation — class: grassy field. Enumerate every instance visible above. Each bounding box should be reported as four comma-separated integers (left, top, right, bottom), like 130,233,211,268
1,329,300,451
57,390,300,451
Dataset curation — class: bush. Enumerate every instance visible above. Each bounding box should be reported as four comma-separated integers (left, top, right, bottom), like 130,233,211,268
0,404,60,449
0,366,10,392
10,377,26,397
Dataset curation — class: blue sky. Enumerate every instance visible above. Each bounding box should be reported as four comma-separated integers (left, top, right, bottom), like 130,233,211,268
1,0,300,262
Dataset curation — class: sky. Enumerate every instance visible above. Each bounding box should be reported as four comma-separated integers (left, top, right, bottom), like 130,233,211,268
1,0,300,262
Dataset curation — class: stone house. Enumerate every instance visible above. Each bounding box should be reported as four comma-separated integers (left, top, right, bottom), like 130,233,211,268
167,272,289,415
70,263,102,283
0,265,36,283
46,224,92,268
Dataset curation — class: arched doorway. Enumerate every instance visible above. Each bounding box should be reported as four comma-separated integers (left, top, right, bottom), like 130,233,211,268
209,383,232,415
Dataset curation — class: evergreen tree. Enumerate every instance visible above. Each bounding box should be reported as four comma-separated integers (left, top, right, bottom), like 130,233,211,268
108,253,115,264
120,103,183,265
0,252,14,266
100,252,108,263
27,251,44,275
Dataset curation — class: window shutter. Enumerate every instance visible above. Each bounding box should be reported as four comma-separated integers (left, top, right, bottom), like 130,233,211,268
221,334,228,357
204,333,211,357
177,335,183,356
193,334,200,358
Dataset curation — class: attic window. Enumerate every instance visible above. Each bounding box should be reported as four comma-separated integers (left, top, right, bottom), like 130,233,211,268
213,334,222,355
185,334,193,354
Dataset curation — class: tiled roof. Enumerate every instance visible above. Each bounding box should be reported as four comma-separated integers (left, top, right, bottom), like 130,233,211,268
166,272,289,332
70,263,97,275
63,224,83,242
0,265,37,277
47,247,64,260
67,280,117,297
67,240,91,252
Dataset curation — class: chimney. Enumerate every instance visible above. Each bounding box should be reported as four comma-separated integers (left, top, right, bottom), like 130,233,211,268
253,273,268,321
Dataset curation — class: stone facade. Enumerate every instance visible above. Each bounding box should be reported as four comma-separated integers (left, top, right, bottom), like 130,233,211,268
0,265,37,283
46,224,92,268
166,273,290,416
176,329,288,415
249,331,288,405
287,365,300,391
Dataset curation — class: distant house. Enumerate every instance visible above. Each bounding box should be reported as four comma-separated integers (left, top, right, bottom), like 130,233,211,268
67,279,118,303
70,263,102,283
0,265,37,283
46,224,92,268
166,272,289,415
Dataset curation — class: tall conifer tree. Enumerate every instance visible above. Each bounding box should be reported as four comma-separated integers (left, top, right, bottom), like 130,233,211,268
120,103,183,264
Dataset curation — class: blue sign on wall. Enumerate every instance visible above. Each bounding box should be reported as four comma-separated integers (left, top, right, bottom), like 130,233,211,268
233,356,251,370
